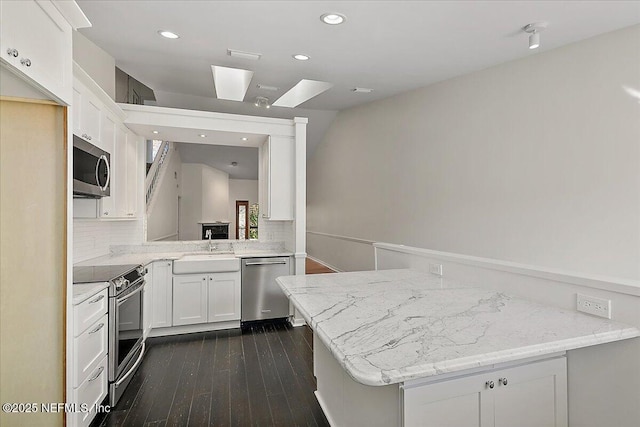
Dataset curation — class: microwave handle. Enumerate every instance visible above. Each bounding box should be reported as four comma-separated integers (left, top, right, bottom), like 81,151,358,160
95,155,110,191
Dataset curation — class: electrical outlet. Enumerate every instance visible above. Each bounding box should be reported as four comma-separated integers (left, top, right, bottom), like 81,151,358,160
429,263,443,277
576,293,611,319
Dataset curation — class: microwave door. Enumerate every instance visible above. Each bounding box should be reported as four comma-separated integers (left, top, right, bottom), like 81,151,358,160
73,135,110,197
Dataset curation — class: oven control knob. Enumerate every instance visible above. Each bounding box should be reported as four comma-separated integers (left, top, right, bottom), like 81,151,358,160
114,277,124,291
137,266,147,276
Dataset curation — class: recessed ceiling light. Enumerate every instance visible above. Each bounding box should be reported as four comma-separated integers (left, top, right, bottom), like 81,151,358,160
158,30,179,39
293,54,310,61
152,130,159,134
321,13,346,25
199,134,206,138
241,137,248,141
231,162,238,167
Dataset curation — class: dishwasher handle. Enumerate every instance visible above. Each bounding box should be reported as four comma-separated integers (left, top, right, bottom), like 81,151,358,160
244,260,287,266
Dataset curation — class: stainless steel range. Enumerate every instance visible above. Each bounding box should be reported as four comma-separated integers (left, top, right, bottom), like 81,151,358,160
73,264,147,406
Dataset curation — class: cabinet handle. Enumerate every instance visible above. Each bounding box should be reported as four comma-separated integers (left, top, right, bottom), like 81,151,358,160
6,48,18,57
499,377,508,386
167,262,171,266
89,323,105,334
88,366,104,382
89,294,105,304
81,133,92,141
485,380,495,389
104,212,109,216
20,58,32,67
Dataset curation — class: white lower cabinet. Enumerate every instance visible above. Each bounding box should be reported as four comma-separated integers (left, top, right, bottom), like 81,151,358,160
207,272,241,322
143,265,153,339
172,271,241,327
151,261,173,328
402,357,567,427
72,288,109,427
173,275,208,326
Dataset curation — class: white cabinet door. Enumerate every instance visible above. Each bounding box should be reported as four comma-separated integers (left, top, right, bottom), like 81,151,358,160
207,272,241,322
125,130,139,218
151,261,173,329
99,114,116,217
402,357,567,427
0,0,72,104
493,358,567,427
142,266,153,339
114,126,129,217
173,274,208,326
260,136,294,220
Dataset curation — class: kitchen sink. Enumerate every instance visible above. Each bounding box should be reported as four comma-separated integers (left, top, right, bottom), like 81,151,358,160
173,253,240,274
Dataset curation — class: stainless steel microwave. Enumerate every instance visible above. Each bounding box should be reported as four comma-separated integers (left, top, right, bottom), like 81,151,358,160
73,135,110,198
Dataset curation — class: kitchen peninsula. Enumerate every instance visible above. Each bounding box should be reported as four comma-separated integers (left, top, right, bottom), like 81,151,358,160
277,269,640,427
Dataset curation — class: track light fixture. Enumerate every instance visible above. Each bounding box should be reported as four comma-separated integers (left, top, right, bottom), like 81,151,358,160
523,23,547,50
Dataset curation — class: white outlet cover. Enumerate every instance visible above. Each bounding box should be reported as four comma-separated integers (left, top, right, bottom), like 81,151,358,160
577,293,611,319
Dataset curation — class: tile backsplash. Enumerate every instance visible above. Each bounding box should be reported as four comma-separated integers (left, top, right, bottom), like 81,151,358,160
73,219,144,263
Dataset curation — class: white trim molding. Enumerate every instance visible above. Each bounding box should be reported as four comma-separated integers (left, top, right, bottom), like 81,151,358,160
306,230,375,246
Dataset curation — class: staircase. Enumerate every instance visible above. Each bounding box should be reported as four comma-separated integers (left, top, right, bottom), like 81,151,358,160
145,140,171,212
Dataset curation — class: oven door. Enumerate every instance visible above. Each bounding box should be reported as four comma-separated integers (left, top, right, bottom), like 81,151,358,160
109,280,144,382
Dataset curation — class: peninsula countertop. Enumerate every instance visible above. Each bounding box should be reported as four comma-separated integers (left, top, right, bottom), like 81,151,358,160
276,269,640,387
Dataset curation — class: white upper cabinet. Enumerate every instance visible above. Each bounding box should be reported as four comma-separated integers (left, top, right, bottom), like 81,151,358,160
261,135,294,220
73,78,102,147
0,0,73,104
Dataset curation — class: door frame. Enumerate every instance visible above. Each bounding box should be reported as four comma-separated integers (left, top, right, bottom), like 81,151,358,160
236,200,249,239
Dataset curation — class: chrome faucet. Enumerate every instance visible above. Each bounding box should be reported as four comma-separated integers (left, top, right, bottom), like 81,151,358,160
206,232,216,252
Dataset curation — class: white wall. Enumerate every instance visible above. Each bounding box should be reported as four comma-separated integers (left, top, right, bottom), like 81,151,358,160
72,32,116,99
179,163,229,240
228,179,258,239
147,146,182,241
307,25,640,279
201,164,229,222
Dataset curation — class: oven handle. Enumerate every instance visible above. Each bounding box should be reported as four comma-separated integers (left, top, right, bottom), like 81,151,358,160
116,281,144,305
115,342,145,387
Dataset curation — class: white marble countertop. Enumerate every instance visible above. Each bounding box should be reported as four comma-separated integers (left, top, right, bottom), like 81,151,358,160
276,269,640,387
75,250,293,267
73,282,109,305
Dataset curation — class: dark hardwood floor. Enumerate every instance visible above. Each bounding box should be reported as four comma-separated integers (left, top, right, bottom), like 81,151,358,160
94,323,329,427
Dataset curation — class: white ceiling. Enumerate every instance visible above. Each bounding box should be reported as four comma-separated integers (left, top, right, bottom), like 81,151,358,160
176,143,259,180
76,1,640,155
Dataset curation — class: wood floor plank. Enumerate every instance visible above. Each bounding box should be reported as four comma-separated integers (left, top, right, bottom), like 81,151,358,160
166,337,205,426
119,341,176,426
209,368,230,426
98,324,328,427
143,336,195,424
187,392,211,426
228,330,252,426
193,331,217,397
241,329,274,425
264,323,316,426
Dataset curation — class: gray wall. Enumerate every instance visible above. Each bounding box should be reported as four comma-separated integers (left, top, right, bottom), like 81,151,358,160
73,32,115,99
307,25,640,279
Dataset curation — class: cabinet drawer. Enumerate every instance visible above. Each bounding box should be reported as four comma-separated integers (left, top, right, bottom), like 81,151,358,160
72,355,108,427
74,289,108,337
73,314,108,388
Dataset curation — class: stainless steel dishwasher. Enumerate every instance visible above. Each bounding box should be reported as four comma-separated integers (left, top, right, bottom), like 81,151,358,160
241,256,291,323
